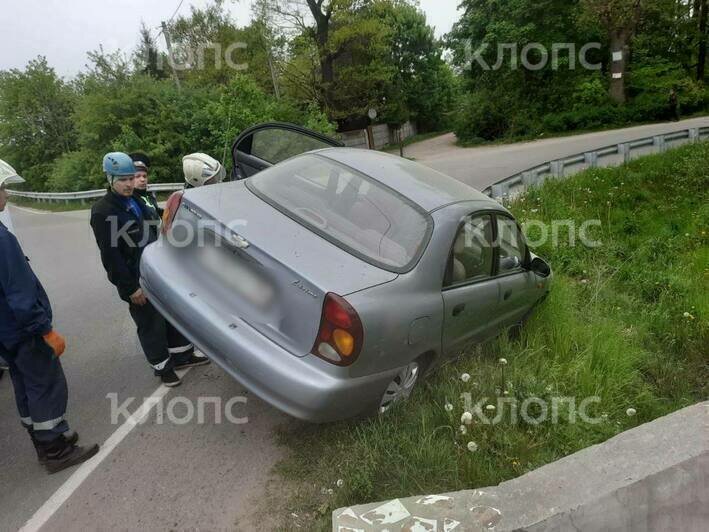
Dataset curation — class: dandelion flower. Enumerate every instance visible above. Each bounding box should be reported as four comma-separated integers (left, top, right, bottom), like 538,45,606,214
336,479,344,488
498,358,508,365
459,425,467,435
444,403,453,412
467,441,478,452
461,373,471,383
461,411,473,425
626,408,637,417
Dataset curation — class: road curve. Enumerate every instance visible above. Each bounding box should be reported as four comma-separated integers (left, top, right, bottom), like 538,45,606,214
408,116,709,190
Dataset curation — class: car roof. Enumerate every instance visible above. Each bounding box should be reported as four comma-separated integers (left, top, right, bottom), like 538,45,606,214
312,148,498,212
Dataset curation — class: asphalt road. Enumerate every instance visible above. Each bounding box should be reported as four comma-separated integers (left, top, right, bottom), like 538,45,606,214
1,117,707,531
403,116,709,189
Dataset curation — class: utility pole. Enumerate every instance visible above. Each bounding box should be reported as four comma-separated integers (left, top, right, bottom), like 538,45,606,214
161,21,182,91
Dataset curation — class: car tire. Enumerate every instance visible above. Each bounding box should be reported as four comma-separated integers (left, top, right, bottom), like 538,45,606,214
376,354,433,416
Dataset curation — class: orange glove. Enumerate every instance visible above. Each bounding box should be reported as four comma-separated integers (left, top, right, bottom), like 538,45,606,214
43,330,66,357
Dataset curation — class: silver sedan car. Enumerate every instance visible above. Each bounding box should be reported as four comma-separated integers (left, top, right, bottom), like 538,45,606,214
140,123,552,422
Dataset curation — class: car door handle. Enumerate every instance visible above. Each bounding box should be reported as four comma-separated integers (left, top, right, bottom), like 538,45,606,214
452,303,466,316
503,290,512,301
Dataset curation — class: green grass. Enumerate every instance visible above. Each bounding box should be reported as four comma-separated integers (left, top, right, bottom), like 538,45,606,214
271,141,709,530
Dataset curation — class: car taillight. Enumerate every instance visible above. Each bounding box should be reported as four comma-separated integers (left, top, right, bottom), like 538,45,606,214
161,191,184,234
311,293,363,366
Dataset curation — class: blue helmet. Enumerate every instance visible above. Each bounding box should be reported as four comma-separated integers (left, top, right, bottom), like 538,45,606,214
103,152,136,183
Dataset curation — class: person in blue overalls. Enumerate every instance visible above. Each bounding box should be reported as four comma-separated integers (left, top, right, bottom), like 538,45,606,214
90,152,209,387
0,158,99,473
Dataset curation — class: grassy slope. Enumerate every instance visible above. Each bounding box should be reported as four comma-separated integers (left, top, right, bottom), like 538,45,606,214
272,142,709,530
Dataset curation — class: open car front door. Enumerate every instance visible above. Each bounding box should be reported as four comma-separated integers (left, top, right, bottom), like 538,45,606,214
231,122,344,179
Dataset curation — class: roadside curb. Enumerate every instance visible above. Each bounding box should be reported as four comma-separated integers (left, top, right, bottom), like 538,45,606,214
333,401,709,531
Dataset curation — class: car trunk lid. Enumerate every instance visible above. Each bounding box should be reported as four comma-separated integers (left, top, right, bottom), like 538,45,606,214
163,182,397,356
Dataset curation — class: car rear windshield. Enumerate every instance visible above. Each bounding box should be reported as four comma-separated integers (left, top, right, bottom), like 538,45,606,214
246,154,432,273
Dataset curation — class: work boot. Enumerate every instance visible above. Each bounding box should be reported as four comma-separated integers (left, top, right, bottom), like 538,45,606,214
42,438,99,475
173,352,210,370
28,428,79,464
160,369,182,387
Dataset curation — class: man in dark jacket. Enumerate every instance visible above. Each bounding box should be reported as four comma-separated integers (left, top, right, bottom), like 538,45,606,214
0,159,99,473
90,152,208,387
130,151,196,365
130,152,162,217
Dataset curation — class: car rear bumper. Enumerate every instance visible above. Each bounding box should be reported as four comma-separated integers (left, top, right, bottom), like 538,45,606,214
141,263,399,423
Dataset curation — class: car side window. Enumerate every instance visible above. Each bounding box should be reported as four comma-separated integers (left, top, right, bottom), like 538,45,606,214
496,216,526,273
444,214,494,287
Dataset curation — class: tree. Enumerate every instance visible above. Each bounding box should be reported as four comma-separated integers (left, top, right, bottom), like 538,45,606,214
698,0,708,80
134,23,167,79
370,0,458,129
0,57,77,190
581,0,649,103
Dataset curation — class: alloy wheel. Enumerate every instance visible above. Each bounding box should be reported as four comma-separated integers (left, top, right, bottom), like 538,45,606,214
378,361,420,414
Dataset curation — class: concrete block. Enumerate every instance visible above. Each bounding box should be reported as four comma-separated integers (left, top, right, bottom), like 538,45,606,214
333,402,709,531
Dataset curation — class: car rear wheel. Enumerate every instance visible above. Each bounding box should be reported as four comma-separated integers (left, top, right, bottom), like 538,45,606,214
378,361,420,414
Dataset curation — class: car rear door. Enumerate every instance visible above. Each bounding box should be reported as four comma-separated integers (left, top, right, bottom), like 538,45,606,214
231,122,344,179
441,213,500,356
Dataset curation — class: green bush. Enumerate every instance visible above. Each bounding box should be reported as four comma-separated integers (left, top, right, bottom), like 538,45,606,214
454,91,511,141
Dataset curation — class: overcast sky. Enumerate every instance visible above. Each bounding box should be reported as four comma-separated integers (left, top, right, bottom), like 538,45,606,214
0,0,462,78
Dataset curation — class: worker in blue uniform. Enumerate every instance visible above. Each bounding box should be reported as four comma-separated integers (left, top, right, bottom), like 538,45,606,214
0,159,99,473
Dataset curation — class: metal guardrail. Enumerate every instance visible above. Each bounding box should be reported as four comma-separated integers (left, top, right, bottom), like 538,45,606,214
7,183,183,204
483,126,709,200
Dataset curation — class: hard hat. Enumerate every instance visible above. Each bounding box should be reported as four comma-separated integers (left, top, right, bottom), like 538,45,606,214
103,152,136,184
0,159,25,188
182,153,225,187
130,152,151,172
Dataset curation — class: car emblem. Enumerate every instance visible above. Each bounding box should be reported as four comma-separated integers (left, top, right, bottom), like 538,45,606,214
292,280,317,298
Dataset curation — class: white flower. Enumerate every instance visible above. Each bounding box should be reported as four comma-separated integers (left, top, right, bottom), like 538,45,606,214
467,441,478,452
502,390,509,396
461,373,471,383
580,279,588,284
498,358,508,365
444,403,453,412
626,408,637,417
327,488,334,495
336,479,344,488
461,411,473,425
601,413,609,421
459,425,467,435
485,404,496,412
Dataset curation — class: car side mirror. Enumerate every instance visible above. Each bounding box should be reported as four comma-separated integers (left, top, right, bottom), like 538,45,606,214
500,256,521,271
529,257,551,277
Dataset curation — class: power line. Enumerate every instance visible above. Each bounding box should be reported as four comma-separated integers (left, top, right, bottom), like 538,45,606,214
155,0,186,37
